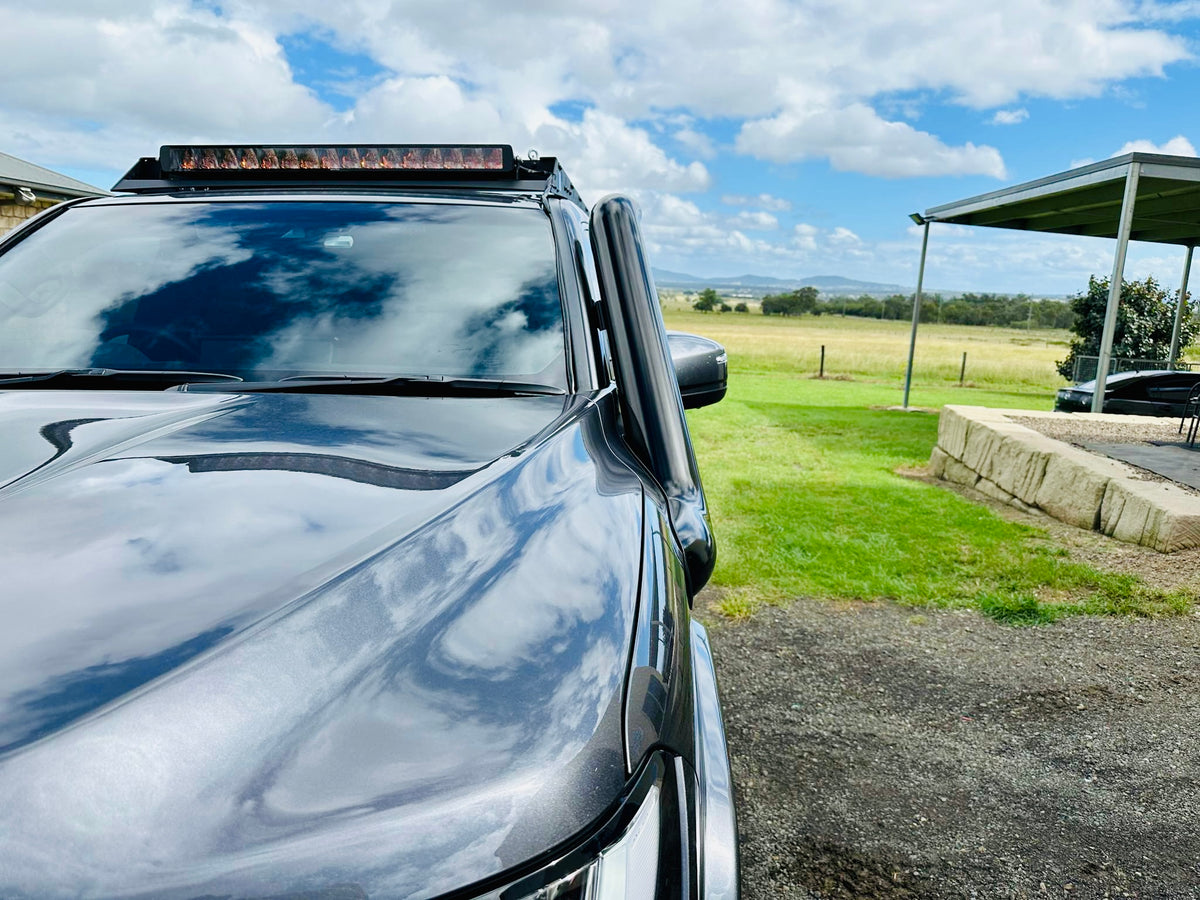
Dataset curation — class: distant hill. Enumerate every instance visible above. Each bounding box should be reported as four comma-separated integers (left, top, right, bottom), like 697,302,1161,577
653,268,911,296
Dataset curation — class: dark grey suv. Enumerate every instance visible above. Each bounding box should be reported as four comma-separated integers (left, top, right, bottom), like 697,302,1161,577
0,145,737,899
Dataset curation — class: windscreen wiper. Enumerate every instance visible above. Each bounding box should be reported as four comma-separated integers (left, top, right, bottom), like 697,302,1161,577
0,369,244,388
178,374,566,397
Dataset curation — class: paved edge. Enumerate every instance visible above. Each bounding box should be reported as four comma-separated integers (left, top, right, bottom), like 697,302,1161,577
929,406,1200,553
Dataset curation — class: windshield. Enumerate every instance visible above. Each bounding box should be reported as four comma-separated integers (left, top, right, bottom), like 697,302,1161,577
0,201,566,387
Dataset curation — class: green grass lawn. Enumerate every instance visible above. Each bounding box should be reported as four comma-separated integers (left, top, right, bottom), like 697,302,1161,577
666,312,1195,624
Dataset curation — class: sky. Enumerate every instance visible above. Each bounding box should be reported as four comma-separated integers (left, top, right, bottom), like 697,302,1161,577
5,0,1200,295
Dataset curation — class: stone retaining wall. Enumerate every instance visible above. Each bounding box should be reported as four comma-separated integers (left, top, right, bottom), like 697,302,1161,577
930,406,1200,553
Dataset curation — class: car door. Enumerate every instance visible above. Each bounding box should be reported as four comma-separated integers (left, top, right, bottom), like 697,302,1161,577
1145,374,1200,416
1105,379,1154,415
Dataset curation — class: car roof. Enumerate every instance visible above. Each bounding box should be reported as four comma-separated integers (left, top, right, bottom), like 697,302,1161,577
1076,369,1199,391
76,190,548,211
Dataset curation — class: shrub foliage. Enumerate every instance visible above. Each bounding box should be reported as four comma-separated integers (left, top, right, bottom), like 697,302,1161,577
1056,276,1194,379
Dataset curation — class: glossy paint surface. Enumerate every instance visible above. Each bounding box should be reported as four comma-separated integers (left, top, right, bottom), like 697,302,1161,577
624,509,695,770
0,388,646,899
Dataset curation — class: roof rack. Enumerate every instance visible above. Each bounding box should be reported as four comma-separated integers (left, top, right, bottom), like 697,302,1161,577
112,144,584,206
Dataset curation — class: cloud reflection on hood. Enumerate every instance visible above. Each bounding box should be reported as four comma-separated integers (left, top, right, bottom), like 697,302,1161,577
0,401,645,899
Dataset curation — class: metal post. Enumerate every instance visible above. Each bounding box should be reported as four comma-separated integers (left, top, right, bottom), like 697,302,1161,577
1092,162,1141,413
903,220,931,409
1169,245,1193,370
819,344,825,378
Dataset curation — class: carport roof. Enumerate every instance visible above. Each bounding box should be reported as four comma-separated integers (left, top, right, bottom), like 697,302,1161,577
923,152,1200,247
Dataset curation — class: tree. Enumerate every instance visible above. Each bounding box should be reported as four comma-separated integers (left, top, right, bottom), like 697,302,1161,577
733,302,749,313
1056,275,1195,379
692,287,720,312
882,294,909,320
761,286,818,316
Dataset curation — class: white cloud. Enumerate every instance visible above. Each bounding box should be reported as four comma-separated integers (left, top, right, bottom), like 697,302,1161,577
3,0,1198,288
1114,135,1197,156
878,223,1193,294
736,102,1007,178
673,127,716,159
532,110,711,201
990,108,1030,125
729,211,779,231
3,0,1194,194
829,226,863,248
722,193,792,212
639,192,776,260
0,5,325,138
340,76,505,142
1134,0,1200,22
792,224,820,253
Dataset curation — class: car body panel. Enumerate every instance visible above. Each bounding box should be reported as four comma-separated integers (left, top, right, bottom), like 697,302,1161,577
1055,370,1200,416
0,389,650,899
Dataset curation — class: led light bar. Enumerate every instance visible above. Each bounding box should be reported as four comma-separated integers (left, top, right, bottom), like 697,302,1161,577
159,145,514,176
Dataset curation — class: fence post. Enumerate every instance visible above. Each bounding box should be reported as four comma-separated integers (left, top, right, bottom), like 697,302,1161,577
819,345,825,379
959,352,967,386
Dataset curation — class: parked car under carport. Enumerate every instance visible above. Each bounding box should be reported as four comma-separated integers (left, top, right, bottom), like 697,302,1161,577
1055,369,1200,417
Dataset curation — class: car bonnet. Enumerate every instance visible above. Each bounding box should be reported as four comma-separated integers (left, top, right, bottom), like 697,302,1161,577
0,389,645,899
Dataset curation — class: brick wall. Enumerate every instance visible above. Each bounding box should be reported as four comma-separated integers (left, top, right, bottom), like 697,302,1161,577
1,197,59,236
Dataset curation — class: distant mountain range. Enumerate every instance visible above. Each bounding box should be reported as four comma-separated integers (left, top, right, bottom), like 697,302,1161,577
652,268,912,296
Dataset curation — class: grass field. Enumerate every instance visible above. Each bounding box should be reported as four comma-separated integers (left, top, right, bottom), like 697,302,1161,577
664,309,1195,624
664,306,1073,397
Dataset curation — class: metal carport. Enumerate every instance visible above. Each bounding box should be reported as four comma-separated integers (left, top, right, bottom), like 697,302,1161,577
905,152,1200,411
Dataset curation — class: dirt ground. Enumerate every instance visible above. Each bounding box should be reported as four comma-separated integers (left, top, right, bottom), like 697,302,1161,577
701,490,1200,899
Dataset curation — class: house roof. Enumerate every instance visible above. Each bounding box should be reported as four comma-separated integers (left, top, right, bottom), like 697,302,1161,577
923,152,1200,247
0,151,109,199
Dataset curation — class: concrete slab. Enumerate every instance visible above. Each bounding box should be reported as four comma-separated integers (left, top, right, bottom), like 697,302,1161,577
1083,441,1200,492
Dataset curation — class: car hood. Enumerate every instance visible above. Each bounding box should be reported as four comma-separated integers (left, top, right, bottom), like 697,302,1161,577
0,389,644,899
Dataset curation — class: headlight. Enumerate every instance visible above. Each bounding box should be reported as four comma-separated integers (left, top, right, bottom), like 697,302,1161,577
499,754,684,900
518,783,661,899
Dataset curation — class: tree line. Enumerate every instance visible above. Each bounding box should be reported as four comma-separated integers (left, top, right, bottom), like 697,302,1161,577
690,287,1075,329
682,277,1196,371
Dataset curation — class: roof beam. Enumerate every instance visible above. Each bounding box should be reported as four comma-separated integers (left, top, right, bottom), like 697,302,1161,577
955,183,1124,227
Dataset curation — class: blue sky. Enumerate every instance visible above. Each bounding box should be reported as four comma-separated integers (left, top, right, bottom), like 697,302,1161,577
5,0,1200,295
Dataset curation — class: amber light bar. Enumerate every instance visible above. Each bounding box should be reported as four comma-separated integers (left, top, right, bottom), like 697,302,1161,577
159,145,514,175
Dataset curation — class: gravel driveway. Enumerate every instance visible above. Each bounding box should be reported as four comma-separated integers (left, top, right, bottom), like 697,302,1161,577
702,597,1200,899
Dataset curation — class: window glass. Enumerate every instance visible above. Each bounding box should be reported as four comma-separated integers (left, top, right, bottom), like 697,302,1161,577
0,202,566,385
1147,376,1200,403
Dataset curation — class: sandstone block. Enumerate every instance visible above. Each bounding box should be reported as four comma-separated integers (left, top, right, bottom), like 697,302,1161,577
928,446,949,478
959,417,1008,474
1100,479,1200,553
1034,454,1109,530
937,406,971,460
982,432,1055,503
975,477,1015,504
1009,497,1037,514
941,455,980,488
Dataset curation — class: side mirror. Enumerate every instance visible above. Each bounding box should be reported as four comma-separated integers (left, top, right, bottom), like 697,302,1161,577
668,331,728,409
